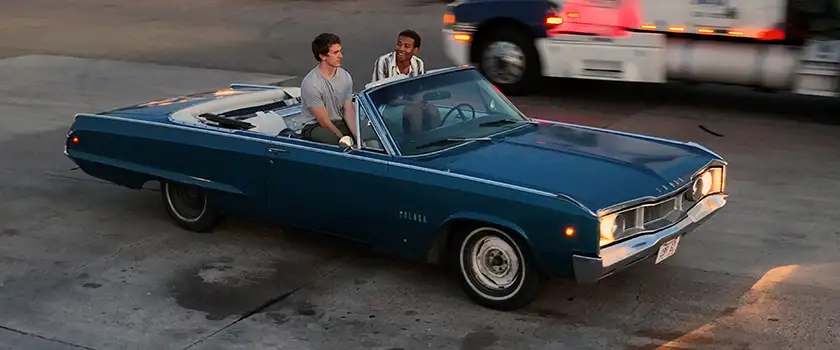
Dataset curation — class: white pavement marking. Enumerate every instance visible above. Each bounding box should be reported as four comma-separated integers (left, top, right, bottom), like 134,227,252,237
0,54,295,142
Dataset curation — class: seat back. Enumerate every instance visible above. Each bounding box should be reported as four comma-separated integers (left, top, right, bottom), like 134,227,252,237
401,102,441,134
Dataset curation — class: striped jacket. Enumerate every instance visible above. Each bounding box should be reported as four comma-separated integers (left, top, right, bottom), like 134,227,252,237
371,51,425,83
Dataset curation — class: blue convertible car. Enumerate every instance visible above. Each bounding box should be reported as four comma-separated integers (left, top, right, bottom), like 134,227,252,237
64,66,727,310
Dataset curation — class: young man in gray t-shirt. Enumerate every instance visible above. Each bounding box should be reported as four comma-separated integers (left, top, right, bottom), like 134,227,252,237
300,33,356,146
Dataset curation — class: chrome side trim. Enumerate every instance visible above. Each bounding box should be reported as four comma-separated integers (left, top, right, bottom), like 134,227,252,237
229,83,283,90
71,113,597,216
573,193,727,284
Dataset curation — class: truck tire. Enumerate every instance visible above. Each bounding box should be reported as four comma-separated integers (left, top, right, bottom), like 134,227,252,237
474,27,541,96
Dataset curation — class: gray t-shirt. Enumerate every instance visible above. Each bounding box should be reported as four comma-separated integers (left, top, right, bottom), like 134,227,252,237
300,66,354,123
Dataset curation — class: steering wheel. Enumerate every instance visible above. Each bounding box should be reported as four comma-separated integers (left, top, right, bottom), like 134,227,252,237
440,103,476,126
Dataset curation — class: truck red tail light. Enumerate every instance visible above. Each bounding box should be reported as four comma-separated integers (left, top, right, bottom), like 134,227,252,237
757,29,785,41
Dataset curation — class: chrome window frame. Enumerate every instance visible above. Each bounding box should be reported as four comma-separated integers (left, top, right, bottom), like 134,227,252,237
356,65,537,159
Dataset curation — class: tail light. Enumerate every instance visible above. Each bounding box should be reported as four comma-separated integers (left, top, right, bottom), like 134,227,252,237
757,29,785,41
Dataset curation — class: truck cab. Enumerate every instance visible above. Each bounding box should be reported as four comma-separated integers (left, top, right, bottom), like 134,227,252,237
443,0,840,97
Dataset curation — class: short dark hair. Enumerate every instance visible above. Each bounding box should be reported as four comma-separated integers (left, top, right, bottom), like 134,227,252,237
398,29,421,48
311,33,341,61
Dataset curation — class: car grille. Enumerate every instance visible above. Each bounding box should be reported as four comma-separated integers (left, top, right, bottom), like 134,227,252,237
614,189,690,240
644,197,678,224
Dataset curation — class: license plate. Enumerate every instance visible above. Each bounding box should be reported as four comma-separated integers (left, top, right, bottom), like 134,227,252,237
655,236,680,264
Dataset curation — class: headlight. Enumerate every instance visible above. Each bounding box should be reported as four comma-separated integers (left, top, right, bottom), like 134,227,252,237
599,210,637,247
599,213,618,246
686,166,725,201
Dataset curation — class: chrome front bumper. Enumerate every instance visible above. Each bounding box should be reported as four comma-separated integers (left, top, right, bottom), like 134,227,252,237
573,193,728,284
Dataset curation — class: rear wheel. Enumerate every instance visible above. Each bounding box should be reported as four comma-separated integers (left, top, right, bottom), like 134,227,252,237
161,181,220,233
473,27,541,96
450,226,544,310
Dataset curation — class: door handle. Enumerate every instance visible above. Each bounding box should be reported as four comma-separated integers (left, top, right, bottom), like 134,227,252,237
267,147,288,154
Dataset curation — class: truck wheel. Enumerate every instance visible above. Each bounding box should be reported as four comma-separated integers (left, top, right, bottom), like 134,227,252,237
450,226,543,310
474,27,541,96
161,181,220,233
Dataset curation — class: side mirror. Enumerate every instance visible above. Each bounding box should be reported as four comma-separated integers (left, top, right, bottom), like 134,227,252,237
339,135,355,152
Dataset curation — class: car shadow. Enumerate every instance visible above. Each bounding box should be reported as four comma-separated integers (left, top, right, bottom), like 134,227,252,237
35,123,830,349
26,158,821,349
209,213,821,349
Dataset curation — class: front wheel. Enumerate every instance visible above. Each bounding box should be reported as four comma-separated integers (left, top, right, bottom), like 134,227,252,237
473,27,541,96
451,226,544,310
161,181,220,233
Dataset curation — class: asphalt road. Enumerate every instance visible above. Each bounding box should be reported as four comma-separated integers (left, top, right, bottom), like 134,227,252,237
1,0,839,349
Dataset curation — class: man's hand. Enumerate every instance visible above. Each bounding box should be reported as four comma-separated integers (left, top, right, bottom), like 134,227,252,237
311,105,344,137
339,135,354,149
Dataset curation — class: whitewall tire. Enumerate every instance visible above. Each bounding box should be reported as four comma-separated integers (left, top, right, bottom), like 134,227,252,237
161,181,220,232
451,226,543,310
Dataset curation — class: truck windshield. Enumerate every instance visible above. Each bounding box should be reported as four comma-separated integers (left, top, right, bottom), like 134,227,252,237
367,69,533,156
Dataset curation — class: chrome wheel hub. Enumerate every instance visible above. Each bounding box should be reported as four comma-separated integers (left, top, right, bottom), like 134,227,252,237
470,236,520,291
481,41,526,84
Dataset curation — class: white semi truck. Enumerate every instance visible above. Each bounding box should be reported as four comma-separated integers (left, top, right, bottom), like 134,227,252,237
442,0,840,96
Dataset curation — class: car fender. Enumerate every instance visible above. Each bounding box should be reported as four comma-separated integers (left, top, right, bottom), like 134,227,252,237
66,114,258,196
68,149,244,195
441,211,530,241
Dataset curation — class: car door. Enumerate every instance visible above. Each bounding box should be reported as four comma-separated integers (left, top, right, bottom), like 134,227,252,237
264,105,393,245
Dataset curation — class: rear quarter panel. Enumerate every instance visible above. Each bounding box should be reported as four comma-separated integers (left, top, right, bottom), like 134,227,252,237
65,114,270,216
386,158,599,278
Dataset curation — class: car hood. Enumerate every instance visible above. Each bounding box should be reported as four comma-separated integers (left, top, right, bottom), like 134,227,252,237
433,123,716,212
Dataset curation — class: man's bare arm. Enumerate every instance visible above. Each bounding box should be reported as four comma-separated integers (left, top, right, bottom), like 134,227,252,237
342,99,357,138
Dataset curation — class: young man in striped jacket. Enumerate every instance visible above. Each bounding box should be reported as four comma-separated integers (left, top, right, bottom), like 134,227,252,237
371,29,425,83
371,30,438,135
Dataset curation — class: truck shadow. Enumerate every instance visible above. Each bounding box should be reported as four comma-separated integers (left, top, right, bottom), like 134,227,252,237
521,76,840,126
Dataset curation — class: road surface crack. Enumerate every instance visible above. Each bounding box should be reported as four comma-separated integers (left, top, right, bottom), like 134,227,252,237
629,280,644,317
181,260,347,350
0,324,96,350
698,124,725,137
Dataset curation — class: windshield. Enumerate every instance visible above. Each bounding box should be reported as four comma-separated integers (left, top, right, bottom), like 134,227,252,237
367,69,532,156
